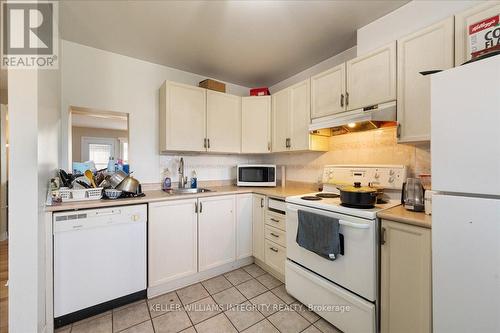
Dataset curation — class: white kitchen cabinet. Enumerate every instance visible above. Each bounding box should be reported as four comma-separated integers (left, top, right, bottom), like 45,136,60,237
272,79,328,152
346,42,396,110
397,18,454,143
241,96,272,153
252,194,266,262
159,81,206,152
206,90,241,153
148,199,198,287
198,195,236,271
380,220,431,333
236,194,253,259
311,63,346,119
454,1,500,65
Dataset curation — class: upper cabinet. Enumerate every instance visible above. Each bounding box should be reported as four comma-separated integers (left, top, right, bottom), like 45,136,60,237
241,96,272,153
311,63,346,119
397,18,454,143
206,90,241,153
455,2,500,65
346,42,397,111
159,81,206,152
272,79,329,152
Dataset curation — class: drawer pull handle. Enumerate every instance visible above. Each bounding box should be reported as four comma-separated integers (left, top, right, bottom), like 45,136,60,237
269,247,279,253
270,232,279,238
270,218,280,223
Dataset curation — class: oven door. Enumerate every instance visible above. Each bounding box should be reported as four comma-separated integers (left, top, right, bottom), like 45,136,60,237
237,166,276,186
286,203,377,301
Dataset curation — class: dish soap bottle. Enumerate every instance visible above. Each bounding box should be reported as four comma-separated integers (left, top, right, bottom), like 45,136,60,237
190,170,197,189
107,157,115,173
162,168,172,191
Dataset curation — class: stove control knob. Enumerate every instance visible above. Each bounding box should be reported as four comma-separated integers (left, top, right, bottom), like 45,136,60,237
374,173,380,179
389,170,395,176
389,177,395,183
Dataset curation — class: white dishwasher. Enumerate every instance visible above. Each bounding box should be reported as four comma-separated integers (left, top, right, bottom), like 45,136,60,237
53,204,147,326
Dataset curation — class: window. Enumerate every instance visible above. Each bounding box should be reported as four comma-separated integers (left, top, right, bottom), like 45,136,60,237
89,143,113,170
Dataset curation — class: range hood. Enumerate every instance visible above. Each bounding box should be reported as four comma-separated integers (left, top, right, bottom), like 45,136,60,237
309,101,397,134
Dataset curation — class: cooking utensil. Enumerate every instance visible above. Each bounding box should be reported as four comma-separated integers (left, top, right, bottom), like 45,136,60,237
108,170,128,188
116,175,141,194
401,178,425,212
59,169,73,188
76,180,91,189
84,170,97,188
338,182,378,208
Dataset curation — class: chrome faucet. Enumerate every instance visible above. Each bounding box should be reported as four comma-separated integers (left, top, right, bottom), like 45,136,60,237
178,157,188,188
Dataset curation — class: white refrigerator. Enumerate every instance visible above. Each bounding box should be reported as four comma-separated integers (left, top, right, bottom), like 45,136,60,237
431,56,500,333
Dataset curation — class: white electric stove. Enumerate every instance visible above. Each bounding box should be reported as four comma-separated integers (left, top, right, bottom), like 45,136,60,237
285,165,407,333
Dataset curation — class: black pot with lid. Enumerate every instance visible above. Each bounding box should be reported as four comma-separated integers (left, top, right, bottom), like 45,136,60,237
339,182,378,208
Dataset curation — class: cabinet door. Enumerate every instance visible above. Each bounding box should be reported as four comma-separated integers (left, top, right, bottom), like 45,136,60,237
346,42,396,110
236,194,253,259
198,196,236,271
455,1,500,65
252,194,266,262
311,64,346,119
206,90,241,153
272,88,290,152
159,81,206,152
148,199,198,287
241,96,271,153
397,18,454,143
289,79,311,151
380,220,431,333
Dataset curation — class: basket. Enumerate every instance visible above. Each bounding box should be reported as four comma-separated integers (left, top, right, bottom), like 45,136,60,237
59,187,103,202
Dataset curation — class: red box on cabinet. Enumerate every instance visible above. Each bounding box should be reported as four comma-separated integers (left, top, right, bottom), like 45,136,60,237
250,87,270,96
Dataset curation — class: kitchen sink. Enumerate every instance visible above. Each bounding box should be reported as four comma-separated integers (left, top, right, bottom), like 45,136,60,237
171,188,213,194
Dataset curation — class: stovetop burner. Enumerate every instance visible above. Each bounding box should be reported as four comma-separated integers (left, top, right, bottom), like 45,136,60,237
301,196,323,201
315,193,340,198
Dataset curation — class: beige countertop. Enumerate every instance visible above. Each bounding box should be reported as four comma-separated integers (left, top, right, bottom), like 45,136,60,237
45,183,318,212
377,205,432,229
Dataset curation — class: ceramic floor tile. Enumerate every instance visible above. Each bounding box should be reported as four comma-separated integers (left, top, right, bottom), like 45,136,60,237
71,313,112,333
202,275,233,295
179,327,196,333
113,301,151,332
212,287,247,311
113,300,145,313
184,296,221,324
271,285,296,305
225,301,265,331
148,291,183,318
290,303,320,323
118,320,154,333
236,278,268,299
241,319,280,333
314,318,342,333
152,310,192,333
224,269,253,286
268,309,310,333
242,264,267,278
256,274,282,290
302,325,322,333
72,310,112,326
54,325,72,333
248,291,287,317
176,283,210,305
194,313,237,333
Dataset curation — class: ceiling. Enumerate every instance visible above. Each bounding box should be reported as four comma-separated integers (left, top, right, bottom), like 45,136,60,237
71,112,128,131
60,0,408,87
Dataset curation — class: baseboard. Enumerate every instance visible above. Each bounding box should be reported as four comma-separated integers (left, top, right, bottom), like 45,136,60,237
147,256,254,298
254,258,285,282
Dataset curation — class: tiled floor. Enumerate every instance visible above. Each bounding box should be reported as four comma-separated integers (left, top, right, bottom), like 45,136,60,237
56,264,341,333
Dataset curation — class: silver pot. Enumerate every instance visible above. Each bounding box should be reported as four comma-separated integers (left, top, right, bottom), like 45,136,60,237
107,170,128,188
116,175,141,194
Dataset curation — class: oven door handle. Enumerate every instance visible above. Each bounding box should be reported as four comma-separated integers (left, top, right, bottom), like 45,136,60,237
339,220,370,229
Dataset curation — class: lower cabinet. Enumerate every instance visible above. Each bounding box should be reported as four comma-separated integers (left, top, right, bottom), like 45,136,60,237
380,219,432,333
198,195,236,272
236,194,253,259
252,194,266,262
148,199,198,287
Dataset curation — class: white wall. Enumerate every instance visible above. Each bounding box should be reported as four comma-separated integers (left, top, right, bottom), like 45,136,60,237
61,40,253,184
269,47,356,93
356,0,485,55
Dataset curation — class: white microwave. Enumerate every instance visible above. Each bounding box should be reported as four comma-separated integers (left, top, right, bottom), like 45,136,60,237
237,164,276,187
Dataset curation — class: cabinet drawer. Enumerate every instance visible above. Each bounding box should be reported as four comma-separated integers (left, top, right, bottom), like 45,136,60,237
265,239,286,275
265,212,286,231
265,225,286,248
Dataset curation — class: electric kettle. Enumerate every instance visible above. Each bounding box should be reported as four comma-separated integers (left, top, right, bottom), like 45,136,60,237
401,178,425,212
